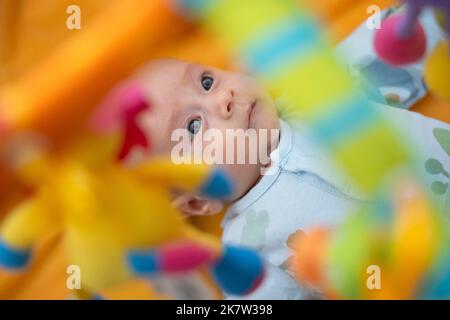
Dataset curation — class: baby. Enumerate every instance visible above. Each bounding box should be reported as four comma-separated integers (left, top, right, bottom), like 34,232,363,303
122,58,450,299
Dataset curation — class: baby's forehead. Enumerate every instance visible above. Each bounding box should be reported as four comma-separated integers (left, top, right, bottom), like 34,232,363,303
137,60,194,98
135,60,185,102
137,59,191,80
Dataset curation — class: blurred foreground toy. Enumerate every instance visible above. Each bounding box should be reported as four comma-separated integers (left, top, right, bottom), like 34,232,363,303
292,180,450,299
179,0,412,193
0,85,264,299
0,0,265,300
374,0,450,100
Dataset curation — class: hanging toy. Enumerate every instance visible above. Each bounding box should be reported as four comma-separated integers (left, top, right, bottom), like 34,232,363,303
374,1,450,101
374,13,427,66
0,84,265,299
374,1,432,66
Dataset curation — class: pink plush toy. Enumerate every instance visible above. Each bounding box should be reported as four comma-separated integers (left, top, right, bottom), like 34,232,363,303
374,0,450,66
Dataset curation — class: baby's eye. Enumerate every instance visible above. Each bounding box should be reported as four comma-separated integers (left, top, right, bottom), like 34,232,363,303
187,118,202,137
201,75,214,91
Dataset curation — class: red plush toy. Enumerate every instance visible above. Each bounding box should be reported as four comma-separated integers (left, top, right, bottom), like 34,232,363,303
374,0,450,66
374,14,427,66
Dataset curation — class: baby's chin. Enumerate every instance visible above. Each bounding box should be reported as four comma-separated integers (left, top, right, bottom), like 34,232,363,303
224,162,263,202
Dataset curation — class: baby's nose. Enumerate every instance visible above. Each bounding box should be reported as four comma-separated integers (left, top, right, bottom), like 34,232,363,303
215,90,234,119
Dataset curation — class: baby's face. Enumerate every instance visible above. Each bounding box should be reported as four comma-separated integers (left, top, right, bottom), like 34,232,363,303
132,59,280,201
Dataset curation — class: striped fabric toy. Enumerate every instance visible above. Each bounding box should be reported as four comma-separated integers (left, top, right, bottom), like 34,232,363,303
178,0,413,193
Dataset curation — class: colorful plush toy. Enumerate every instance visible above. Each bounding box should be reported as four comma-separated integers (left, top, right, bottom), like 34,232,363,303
178,0,413,193
0,84,265,299
292,180,450,299
0,0,267,300
374,0,450,100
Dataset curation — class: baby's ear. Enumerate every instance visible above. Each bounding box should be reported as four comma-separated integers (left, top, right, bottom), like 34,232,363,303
172,194,224,217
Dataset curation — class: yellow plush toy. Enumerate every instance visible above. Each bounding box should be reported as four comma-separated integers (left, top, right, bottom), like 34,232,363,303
0,84,265,299
425,41,450,101
423,8,450,102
